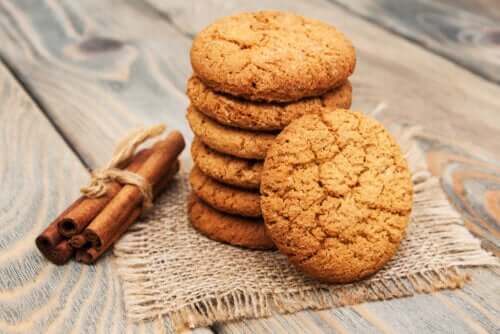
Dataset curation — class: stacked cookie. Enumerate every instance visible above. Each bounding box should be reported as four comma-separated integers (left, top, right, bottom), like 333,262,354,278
186,11,356,250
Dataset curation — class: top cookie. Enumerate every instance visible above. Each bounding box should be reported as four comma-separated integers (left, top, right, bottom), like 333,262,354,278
191,11,356,102
260,109,413,283
187,76,352,131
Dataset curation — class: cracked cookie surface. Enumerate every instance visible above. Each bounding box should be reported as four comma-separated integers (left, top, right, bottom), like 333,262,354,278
191,11,356,102
188,194,274,250
190,166,261,217
187,105,277,159
192,137,262,189
187,76,352,131
260,109,413,283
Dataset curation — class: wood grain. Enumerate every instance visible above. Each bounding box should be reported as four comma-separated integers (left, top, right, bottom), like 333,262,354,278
0,1,205,333
0,62,131,333
0,58,208,334
0,0,498,333
215,269,500,334
0,0,192,168
331,0,500,84
417,133,500,255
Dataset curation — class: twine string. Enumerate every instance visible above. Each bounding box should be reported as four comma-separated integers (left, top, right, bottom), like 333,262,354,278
80,124,166,209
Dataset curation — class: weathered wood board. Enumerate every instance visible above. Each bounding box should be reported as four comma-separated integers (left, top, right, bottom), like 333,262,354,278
331,0,500,84
0,34,203,334
417,134,500,255
0,0,192,168
0,62,132,334
217,268,500,334
0,0,498,333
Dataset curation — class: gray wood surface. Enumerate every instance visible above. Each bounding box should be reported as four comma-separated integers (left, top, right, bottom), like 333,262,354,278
217,268,500,333
417,134,500,256
331,0,500,84
0,0,192,168
0,61,132,334
0,0,498,333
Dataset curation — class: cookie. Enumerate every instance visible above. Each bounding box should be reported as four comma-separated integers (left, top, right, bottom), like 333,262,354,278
260,109,413,283
190,11,356,102
188,194,274,250
190,166,261,217
187,105,276,159
191,137,262,189
187,76,353,131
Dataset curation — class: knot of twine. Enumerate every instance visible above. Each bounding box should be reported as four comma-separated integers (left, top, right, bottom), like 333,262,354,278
80,124,166,209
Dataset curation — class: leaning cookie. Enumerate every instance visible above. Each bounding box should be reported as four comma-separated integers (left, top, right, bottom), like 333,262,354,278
261,109,413,283
191,137,262,189
188,194,274,250
189,166,261,217
187,76,352,131
187,106,276,159
191,11,356,102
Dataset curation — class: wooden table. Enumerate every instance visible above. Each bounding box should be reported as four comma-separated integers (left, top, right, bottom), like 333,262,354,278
1,0,499,333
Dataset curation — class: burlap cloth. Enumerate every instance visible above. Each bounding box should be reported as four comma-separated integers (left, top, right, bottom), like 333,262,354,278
113,125,497,331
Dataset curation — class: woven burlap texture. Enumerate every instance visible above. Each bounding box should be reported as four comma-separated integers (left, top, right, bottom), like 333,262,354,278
113,125,497,331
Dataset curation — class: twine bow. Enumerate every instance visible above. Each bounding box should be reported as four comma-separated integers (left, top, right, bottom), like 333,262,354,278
80,124,166,209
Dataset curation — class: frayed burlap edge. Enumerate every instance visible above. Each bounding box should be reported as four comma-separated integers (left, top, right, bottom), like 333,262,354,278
114,124,498,332
166,267,468,330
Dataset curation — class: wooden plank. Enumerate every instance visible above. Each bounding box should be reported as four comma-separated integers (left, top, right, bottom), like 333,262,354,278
417,133,500,255
330,0,500,84
0,0,192,168
0,42,207,334
216,268,500,334
358,268,500,334
0,0,498,333
214,307,384,334
0,1,209,333
0,61,132,333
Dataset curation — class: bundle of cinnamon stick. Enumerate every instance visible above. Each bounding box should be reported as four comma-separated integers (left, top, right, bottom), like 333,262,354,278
36,128,185,265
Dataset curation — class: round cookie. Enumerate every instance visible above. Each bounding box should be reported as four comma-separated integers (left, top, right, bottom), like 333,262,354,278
260,109,413,283
190,166,261,217
191,137,262,189
187,76,353,131
187,105,276,159
188,194,274,250
191,11,356,102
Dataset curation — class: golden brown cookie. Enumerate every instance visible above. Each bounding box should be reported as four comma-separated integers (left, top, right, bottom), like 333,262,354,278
191,137,262,189
187,106,276,159
188,194,274,250
191,11,356,102
190,166,261,217
187,76,353,131
261,109,413,283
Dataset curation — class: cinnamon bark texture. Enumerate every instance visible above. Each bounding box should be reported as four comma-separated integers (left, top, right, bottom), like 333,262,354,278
35,197,84,264
84,132,184,249
57,148,153,237
35,127,184,265
77,160,180,264
69,234,90,249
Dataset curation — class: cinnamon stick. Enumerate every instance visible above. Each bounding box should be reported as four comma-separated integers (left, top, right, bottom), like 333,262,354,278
57,148,154,238
35,197,85,264
69,234,91,249
83,132,185,250
77,207,141,264
36,146,154,264
77,160,180,264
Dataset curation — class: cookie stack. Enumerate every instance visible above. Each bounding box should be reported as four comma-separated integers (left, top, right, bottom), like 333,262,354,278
186,11,356,250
